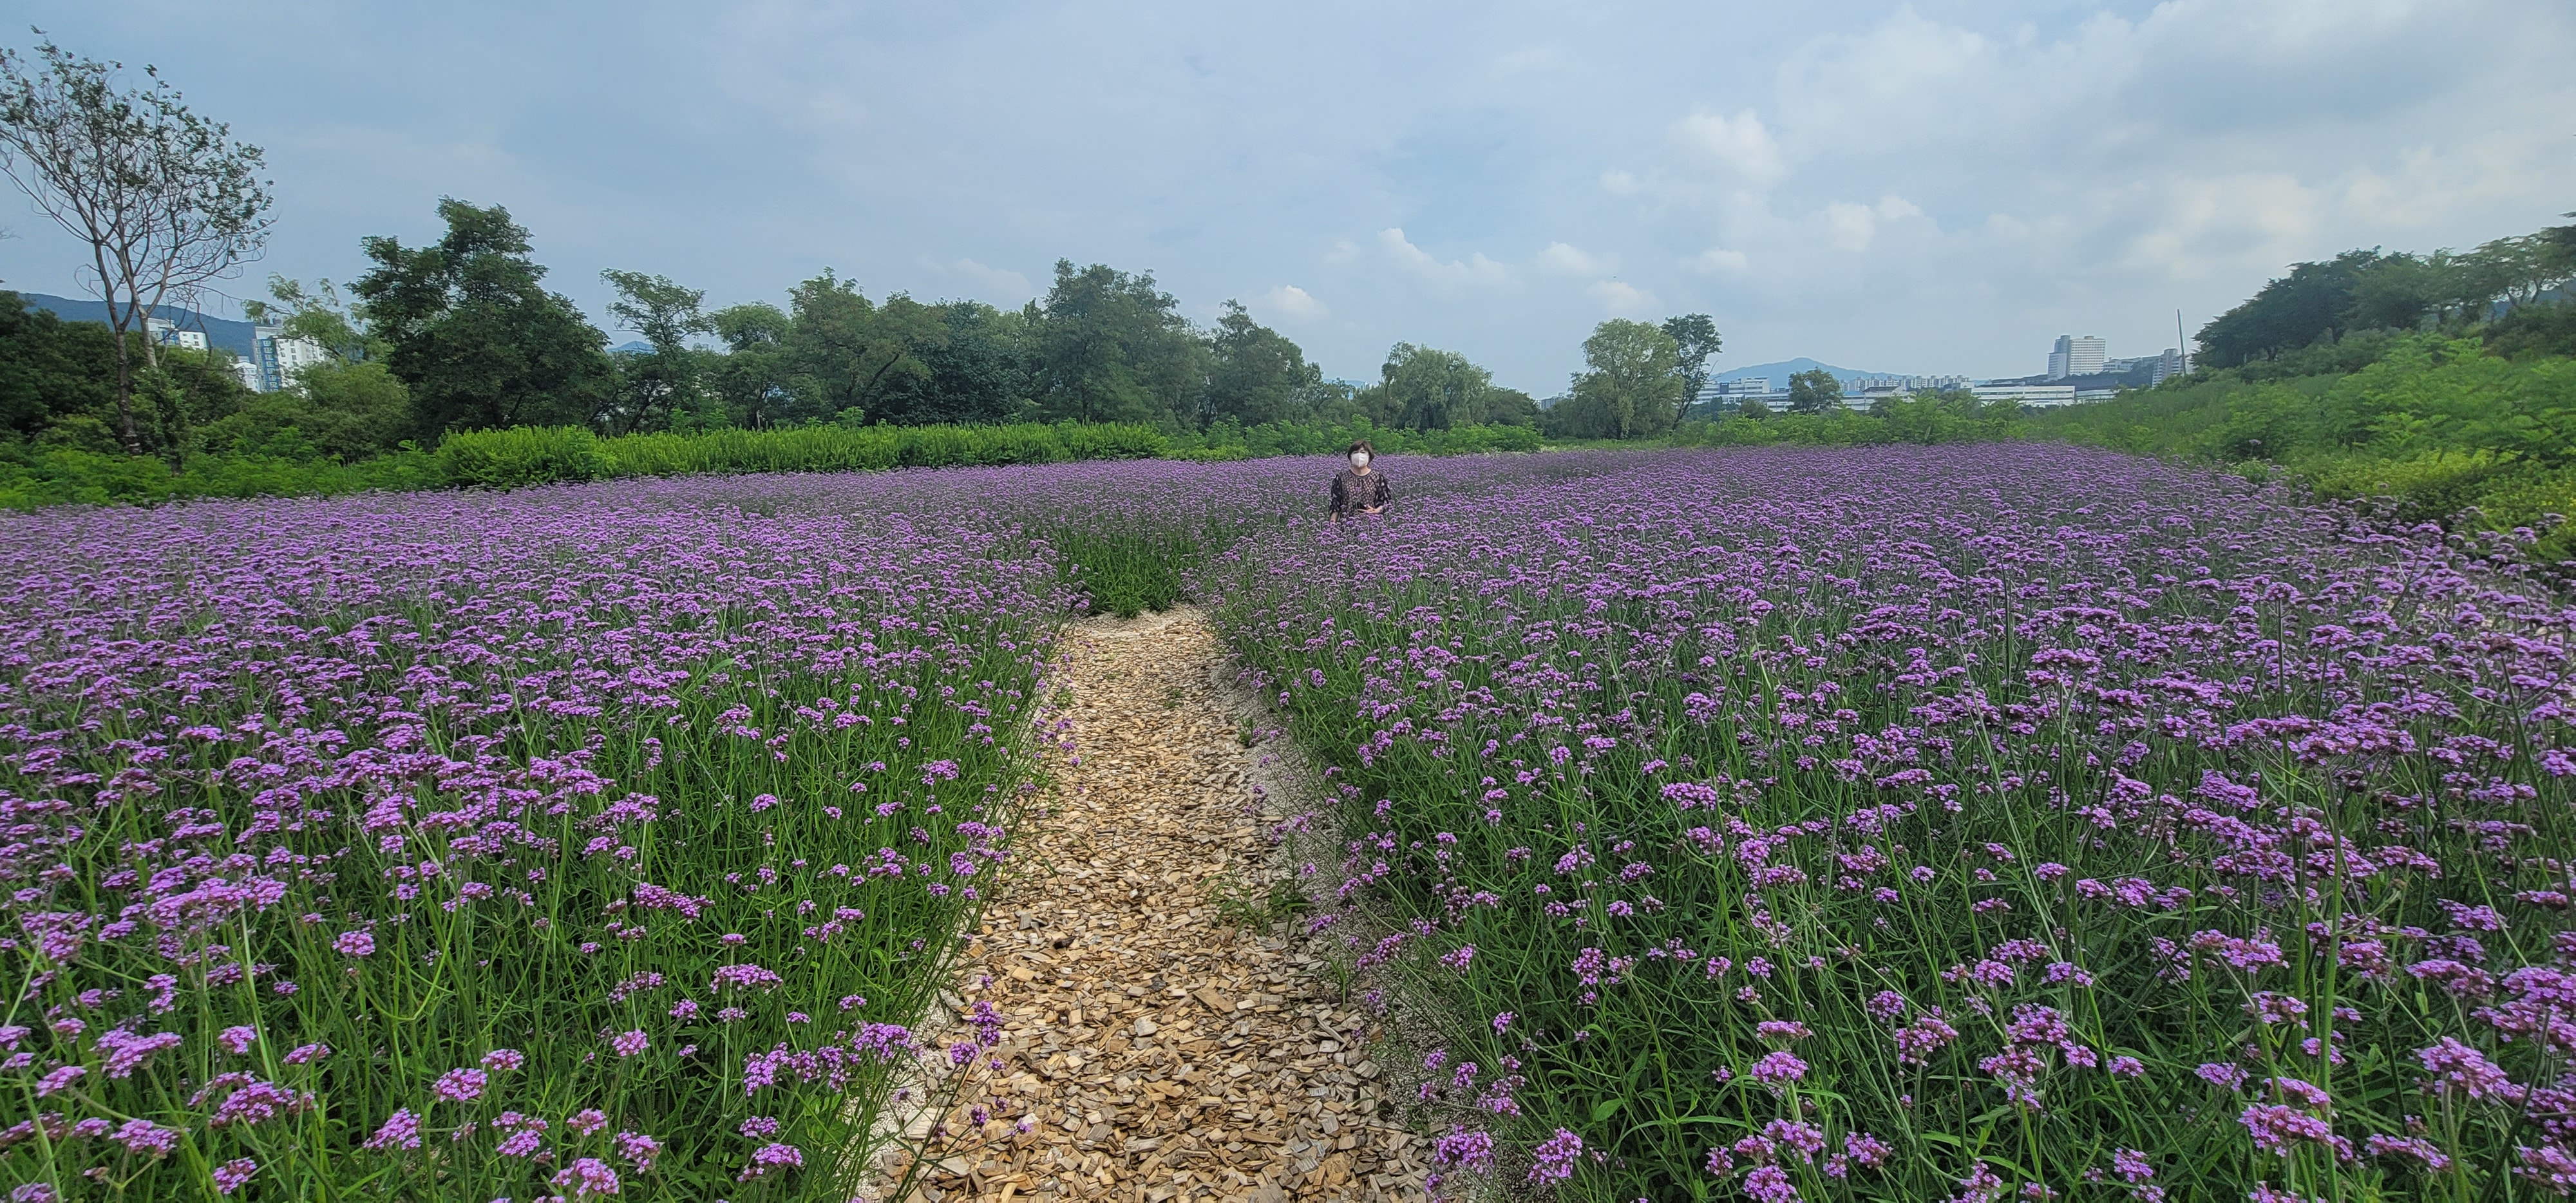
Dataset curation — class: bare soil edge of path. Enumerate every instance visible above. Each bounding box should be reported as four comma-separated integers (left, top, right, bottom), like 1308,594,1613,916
857,606,1431,1203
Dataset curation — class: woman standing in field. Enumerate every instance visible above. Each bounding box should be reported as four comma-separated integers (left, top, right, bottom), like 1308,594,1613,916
1329,440,1390,522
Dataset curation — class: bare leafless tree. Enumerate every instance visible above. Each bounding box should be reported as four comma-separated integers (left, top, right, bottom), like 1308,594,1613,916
0,33,270,452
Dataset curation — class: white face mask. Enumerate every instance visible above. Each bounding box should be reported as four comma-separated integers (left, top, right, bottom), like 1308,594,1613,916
1349,451,1370,468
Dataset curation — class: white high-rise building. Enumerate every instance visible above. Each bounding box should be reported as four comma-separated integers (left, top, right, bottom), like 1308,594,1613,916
144,316,209,352
2047,334,2107,379
248,324,331,392
2150,348,2186,385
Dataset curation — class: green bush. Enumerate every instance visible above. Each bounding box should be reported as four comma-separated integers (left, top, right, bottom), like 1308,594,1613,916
0,446,189,507
604,426,897,476
2486,303,2576,361
0,417,1553,511
198,361,413,462
0,444,444,509
1054,422,1168,461
2296,449,2537,524
594,422,1162,479
433,425,617,488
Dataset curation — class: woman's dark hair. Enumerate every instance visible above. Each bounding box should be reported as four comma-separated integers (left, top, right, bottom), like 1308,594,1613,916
1345,440,1376,458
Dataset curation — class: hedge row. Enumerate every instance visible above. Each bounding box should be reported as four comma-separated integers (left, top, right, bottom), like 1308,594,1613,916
0,420,1543,508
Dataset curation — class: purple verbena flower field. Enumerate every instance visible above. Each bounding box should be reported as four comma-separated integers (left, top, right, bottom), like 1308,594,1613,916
1206,444,2576,1201
5,442,2573,1202
0,480,1069,1199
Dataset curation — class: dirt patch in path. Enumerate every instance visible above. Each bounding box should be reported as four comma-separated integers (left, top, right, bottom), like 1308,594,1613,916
880,607,1428,1203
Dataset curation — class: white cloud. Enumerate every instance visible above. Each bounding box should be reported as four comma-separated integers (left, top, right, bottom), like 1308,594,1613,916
1682,247,1749,274
2118,172,2325,279
1537,242,1612,275
1672,109,1786,187
1588,279,1659,316
1599,169,1641,196
943,258,1034,301
1817,196,1924,252
1255,284,1329,321
1821,203,1877,252
1377,227,1510,291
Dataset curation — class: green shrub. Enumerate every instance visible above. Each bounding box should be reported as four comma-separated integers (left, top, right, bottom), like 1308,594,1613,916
2295,450,2537,524
1054,422,1168,460
593,422,1157,479
0,444,443,510
0,446,184,507
2,417,1550,511
435,426,617,488
602,426,900,476
2486,302,2576,361
942,423,1071,466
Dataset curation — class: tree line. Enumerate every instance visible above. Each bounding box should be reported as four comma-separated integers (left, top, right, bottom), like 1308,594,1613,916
331,196,1583,442
2193,215,2576,369
0,35,1751,469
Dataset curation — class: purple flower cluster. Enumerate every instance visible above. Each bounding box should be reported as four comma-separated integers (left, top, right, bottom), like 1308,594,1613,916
0,473,1069,1194
1204,444,2576,1197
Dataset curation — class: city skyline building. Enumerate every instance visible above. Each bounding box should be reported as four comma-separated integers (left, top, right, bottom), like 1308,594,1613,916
2150,348,2186,385
2046,334,2107,380
1972,383,2078,408
143,316,208,352
248,323,330,392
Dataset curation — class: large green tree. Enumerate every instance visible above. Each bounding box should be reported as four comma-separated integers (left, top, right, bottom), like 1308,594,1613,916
1203,301,1318,428
1028,261,1207,426
1555,319,1685,438
601,269,713,434
1660,313,1722,425
352,199,614,437
1374,343,1533,431
705,301,800,428
2196,249,2391,368
867,301,1025,426
781,270,943,424
2465,231,2576,312
1786,367,1842,414
0,290,113,440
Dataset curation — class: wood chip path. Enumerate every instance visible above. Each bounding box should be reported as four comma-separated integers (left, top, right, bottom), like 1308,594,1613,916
880,607,1428,1203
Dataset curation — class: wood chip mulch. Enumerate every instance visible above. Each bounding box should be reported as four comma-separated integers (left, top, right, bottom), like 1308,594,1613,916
875,607,1429,1203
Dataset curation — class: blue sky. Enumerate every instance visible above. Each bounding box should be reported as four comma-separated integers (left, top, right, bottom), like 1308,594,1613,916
4,1,2571,392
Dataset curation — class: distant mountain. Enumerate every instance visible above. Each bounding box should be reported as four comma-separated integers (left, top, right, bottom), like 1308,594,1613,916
17,292,260,359
608,340,655,355
1710,358,1909,386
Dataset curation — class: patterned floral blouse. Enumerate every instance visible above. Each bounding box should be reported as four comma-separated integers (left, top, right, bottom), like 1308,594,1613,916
1330,468,1392,518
